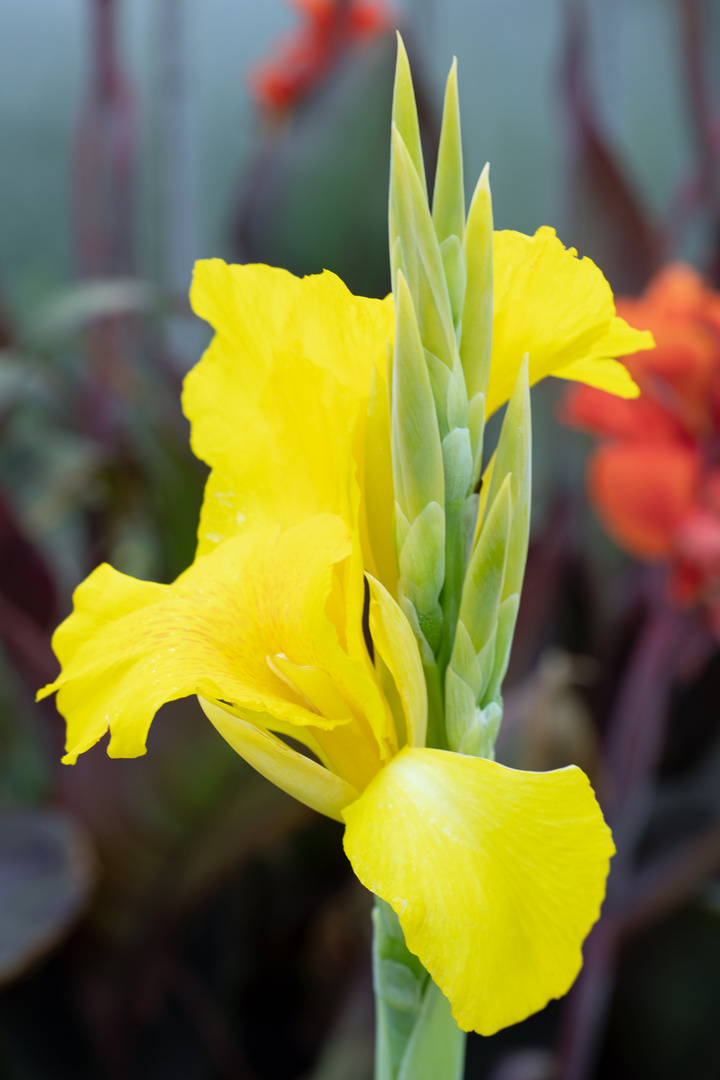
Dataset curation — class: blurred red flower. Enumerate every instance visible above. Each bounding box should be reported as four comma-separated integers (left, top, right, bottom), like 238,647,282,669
249,0,394,113
562,265,720,625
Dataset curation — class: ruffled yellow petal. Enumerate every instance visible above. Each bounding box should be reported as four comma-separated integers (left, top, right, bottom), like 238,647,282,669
199,698,359,821
39,516,389,783
558,356,638,397
185,261,396,566
487,227,652,416
367,575,426,748
343,747,614,1036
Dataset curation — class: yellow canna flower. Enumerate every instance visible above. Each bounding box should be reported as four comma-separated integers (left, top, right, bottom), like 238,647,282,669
37,251,627,1037
39,511,613,1038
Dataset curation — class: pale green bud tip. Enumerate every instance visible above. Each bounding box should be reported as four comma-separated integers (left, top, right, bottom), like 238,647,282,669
392,33,427,198
433,57,465,248
460,161,494,402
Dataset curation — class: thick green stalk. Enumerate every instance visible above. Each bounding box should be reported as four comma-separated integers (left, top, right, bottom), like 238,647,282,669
373,899,466,1080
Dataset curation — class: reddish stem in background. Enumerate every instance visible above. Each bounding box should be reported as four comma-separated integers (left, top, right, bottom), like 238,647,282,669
72,0,138,450
74,0,135,278
557,575,711,1080
677,0,720,282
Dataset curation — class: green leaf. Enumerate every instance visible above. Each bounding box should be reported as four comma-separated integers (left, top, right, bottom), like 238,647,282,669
397,981,466,1080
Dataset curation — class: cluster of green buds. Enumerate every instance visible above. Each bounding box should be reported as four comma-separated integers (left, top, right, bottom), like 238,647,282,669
388,40,530,760
372,41,532,1080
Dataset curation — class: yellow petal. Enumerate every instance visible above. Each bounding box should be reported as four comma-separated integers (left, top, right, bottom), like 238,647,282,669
193,352,362,556
185,262,396,567
487,227,652,416
367,574,427,747
359,361,398,594
40,516,387,778
343,747,614,1035
199,697,359,821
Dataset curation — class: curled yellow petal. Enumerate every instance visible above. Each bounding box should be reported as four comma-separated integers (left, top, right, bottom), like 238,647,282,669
199,698,359,821
343,747,614,1035
367,574,426,748
487,227,652,416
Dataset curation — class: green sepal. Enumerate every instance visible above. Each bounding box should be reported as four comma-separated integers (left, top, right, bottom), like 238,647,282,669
460,164,493,403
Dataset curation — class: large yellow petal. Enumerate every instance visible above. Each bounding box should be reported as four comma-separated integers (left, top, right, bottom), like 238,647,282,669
487,227,652,416
343,747,614,1035
39,516,388,783
185,262,396,565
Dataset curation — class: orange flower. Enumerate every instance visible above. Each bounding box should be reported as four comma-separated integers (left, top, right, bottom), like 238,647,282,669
563,263,720,617
249,0,394,113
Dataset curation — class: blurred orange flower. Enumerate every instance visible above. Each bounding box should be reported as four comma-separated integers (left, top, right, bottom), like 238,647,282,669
562,264,720,624
249,0,394,113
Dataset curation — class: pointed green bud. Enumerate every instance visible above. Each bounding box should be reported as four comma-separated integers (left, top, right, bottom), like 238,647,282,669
484,357,531,603
392,34,427,199
392,272,445,522
446,672,502,757
398,501,445,654
460,164,493,403
484,593,520,705
433,59,466,327
439,236,467,331
467,391,486,486
441,428,473,506
390,127,457,374
433,59,464,245
457,473,512,656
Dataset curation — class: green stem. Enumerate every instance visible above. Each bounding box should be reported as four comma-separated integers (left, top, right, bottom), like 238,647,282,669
373,899,467,1080
423,660,447,750
438,497,465,678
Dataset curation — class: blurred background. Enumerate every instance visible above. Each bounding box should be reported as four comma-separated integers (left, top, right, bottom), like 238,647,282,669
1,0,720,1077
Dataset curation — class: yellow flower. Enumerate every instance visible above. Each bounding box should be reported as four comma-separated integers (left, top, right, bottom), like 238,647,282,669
38,247,635,1036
